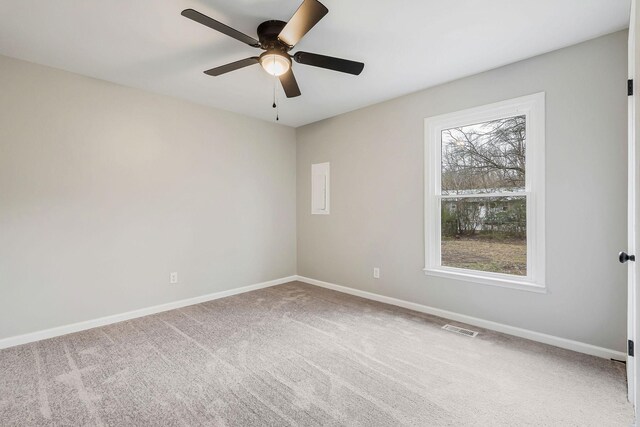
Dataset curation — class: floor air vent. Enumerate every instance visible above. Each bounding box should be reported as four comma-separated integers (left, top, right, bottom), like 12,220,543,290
442,324,478,337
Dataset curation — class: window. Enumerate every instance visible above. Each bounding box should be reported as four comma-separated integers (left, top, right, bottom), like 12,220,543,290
424,93,545,292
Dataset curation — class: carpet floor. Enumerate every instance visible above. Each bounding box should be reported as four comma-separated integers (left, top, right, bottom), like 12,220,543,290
0,281,634,426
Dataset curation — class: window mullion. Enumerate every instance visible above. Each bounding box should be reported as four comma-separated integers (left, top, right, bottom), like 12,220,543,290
439,192,527,199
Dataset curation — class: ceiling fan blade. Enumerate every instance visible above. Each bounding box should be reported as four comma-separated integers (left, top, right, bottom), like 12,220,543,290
279,69,301,98
293,51,364,75
278,0,328,47
182,9,260,47
204,57,259,76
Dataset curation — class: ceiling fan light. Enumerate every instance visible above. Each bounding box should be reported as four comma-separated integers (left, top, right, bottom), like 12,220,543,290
260,53,291,76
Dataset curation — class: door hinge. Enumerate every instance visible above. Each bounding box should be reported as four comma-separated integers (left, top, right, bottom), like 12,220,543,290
629,79,634,96
629,339,634,357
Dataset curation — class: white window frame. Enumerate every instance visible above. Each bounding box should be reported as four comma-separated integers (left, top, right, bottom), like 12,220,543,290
424,93,546,293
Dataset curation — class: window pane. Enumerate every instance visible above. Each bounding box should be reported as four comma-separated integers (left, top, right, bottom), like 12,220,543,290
441,196,526,276
441,115,526,195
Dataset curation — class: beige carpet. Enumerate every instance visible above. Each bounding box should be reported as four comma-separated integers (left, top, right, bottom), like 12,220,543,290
0,281,634,426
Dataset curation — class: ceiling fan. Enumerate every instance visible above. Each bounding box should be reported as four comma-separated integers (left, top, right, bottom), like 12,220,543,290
181,0,364,98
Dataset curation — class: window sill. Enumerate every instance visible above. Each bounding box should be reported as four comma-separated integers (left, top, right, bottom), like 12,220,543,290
423,267,547,293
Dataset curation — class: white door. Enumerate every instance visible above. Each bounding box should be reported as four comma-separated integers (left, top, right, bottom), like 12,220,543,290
629,0,639,408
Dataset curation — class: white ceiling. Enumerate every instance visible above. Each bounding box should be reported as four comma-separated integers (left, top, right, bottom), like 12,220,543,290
0,0,631,127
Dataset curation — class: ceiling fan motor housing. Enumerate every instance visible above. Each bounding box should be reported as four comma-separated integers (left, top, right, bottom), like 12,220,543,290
257,20,290,51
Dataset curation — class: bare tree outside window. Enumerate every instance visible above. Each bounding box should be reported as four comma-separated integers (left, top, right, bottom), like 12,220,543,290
440,115,527,276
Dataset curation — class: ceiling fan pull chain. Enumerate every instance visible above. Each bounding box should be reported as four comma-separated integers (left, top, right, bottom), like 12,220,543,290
273,75,277,109
273,75,279,121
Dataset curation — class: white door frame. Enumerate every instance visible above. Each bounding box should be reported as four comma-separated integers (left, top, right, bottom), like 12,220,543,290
630,0,639,410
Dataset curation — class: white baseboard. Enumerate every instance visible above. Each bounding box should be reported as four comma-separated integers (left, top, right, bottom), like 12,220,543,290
295,275,626,361
2,274,625,361
0,275,297,350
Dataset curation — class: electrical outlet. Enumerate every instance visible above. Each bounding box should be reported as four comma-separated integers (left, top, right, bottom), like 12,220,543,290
373,268,380,279
170,272,178,284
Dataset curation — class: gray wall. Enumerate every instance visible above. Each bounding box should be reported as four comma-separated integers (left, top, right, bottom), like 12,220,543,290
0,31,629,351
296,31,628,351
0,55,297,340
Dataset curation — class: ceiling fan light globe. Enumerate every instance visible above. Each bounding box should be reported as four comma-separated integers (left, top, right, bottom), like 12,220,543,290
260,53,291,76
